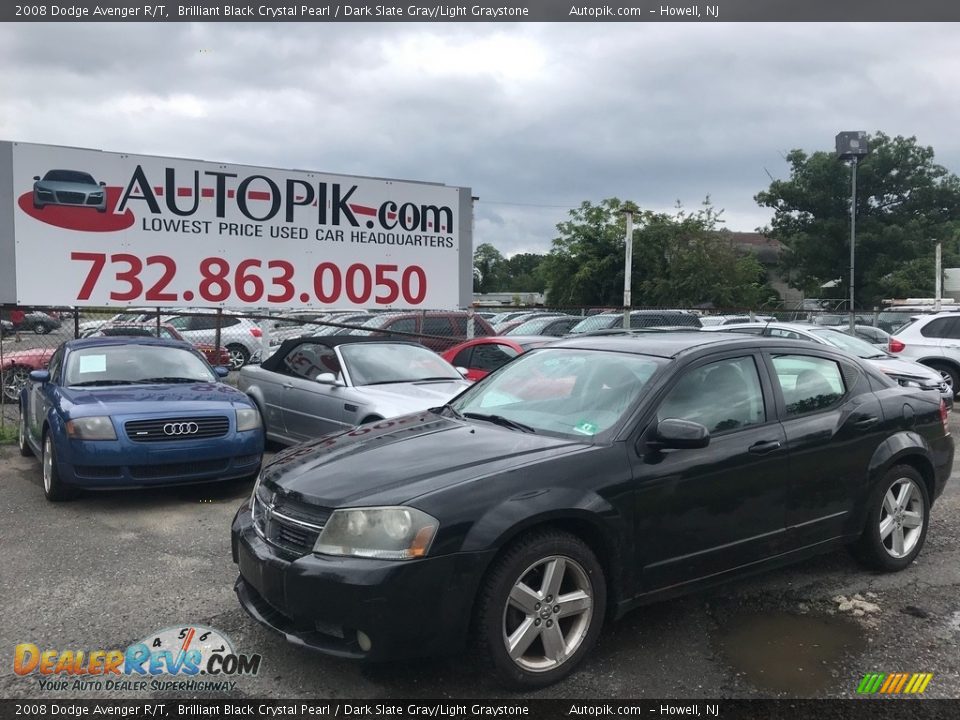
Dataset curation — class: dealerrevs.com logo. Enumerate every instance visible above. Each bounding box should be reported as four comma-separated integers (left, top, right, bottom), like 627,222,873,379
14,625,262,693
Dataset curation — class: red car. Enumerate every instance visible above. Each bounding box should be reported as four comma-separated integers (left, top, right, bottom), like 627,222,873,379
442,335,552,381
85,324,232,367
1,347,55,402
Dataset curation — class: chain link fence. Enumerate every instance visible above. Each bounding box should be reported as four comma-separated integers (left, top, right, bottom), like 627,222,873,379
0,302,926,430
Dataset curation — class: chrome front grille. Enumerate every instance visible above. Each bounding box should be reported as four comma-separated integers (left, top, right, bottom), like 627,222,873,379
253,483,330,556
125,416,229,442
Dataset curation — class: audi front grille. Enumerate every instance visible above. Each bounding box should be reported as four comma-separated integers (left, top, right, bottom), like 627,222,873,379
57,191,86,204
124,416,230,442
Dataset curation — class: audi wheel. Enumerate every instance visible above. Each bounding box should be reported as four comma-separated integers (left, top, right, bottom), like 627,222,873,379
475,530,606,688
42,433,76,502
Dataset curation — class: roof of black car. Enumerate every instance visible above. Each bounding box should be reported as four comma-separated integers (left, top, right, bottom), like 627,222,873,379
548,331,803,358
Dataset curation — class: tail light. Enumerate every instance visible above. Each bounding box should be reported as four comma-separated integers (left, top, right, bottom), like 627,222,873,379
249,327,262,338
940,399,950,434
888,337,905,353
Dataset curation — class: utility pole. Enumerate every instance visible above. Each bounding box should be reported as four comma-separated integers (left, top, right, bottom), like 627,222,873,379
849,156,858,334
622,205,636,330
935,242,942,312
836,131,869,334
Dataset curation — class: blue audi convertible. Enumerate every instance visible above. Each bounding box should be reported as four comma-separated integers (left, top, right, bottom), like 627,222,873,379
18,337,264,501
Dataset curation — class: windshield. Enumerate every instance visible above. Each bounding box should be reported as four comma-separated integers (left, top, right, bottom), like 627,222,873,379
43,169,96,184
507,316,563,335
65,344,215,386
569,315,619,334
450,348,663,439
340,343,462,385
810,328,886,357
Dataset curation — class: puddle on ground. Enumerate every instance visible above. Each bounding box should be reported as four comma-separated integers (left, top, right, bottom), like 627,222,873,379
716,612,866,695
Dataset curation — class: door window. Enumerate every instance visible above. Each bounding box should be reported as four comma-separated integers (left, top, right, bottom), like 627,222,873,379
772,355,846,416
451,347,474,368
423,317,454,336
472,343,519,372
279,342,340,381
656,357,765,434
920,317,960,339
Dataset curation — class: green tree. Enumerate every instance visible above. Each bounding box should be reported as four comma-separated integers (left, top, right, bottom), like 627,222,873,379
756,132,960,306
473,243,505,293
540,198,768,308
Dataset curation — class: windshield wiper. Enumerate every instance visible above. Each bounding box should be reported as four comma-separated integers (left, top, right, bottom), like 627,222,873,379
463,412,536,433
69,380,136,387
134,377,202,384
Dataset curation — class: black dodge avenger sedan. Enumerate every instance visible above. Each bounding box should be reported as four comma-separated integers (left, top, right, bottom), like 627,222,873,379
232,333,953,687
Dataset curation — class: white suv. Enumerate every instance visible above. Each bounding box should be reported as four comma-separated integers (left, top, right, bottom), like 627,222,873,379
888,312,960,394
164,313,265,369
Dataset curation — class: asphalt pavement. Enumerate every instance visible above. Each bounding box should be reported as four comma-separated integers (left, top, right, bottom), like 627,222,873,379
0,419,958,701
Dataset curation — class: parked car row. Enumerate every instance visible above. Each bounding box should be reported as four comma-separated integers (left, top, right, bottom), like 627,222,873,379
12,321,956,689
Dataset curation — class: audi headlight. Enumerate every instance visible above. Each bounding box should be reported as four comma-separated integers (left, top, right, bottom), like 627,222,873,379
236,407,262,432
66,416,116,441
313,507,439,560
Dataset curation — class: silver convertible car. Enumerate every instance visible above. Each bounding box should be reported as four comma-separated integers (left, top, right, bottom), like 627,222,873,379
238,336,471,445
32,169,108,212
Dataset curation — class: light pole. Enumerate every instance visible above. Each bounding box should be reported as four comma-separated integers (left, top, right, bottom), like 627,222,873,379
836,131,870,333
621,203,638,330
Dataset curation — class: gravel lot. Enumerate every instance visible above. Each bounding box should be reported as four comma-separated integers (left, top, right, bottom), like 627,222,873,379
0,415,958,701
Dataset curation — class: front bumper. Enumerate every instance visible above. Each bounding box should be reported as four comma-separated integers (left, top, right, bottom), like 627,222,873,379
231,501,493,661
57,431,263,488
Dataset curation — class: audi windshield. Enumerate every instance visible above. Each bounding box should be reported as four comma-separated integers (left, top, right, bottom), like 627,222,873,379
65,344,215,386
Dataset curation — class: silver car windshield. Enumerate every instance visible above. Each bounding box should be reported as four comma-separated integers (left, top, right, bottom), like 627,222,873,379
65,345,214,386
340,343,462,386
450,348,663,439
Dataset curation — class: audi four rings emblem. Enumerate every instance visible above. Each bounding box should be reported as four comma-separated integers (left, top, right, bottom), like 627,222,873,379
162,422,199,436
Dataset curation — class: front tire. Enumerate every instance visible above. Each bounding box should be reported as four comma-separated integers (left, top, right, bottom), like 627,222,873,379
1,365,31,403
853,465,929,571
42,432,76,502
475,530,606,688
226,344,250,370
33,322,49,335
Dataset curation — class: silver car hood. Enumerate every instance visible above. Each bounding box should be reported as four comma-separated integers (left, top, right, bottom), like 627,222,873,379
867,355,942,383
357,379,471,414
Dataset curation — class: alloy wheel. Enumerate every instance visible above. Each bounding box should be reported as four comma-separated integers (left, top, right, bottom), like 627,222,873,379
2,367,29,402
938,369,954,390
501,555,594,673
879,477,925,559
42,436,53,494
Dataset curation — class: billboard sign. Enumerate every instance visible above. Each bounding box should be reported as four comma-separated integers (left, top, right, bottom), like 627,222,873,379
0,141,472,309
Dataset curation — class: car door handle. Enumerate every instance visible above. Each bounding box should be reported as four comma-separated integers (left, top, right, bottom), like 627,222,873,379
748,440,782,454
853,416,879,429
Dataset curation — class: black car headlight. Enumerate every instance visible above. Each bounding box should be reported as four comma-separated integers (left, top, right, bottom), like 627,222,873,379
313,507,439,560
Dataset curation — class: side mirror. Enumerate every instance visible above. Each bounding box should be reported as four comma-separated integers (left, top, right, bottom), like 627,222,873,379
316,373,344,387
33,176,40,181
99,181,106,186
456,366,470,377
29,370,50,383
214,366,230,378
653,418,710,450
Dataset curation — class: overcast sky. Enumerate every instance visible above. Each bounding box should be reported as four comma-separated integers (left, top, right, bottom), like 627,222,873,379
2,22,958,256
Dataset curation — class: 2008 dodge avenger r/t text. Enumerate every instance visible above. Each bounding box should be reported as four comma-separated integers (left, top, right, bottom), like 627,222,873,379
231,333,954,687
